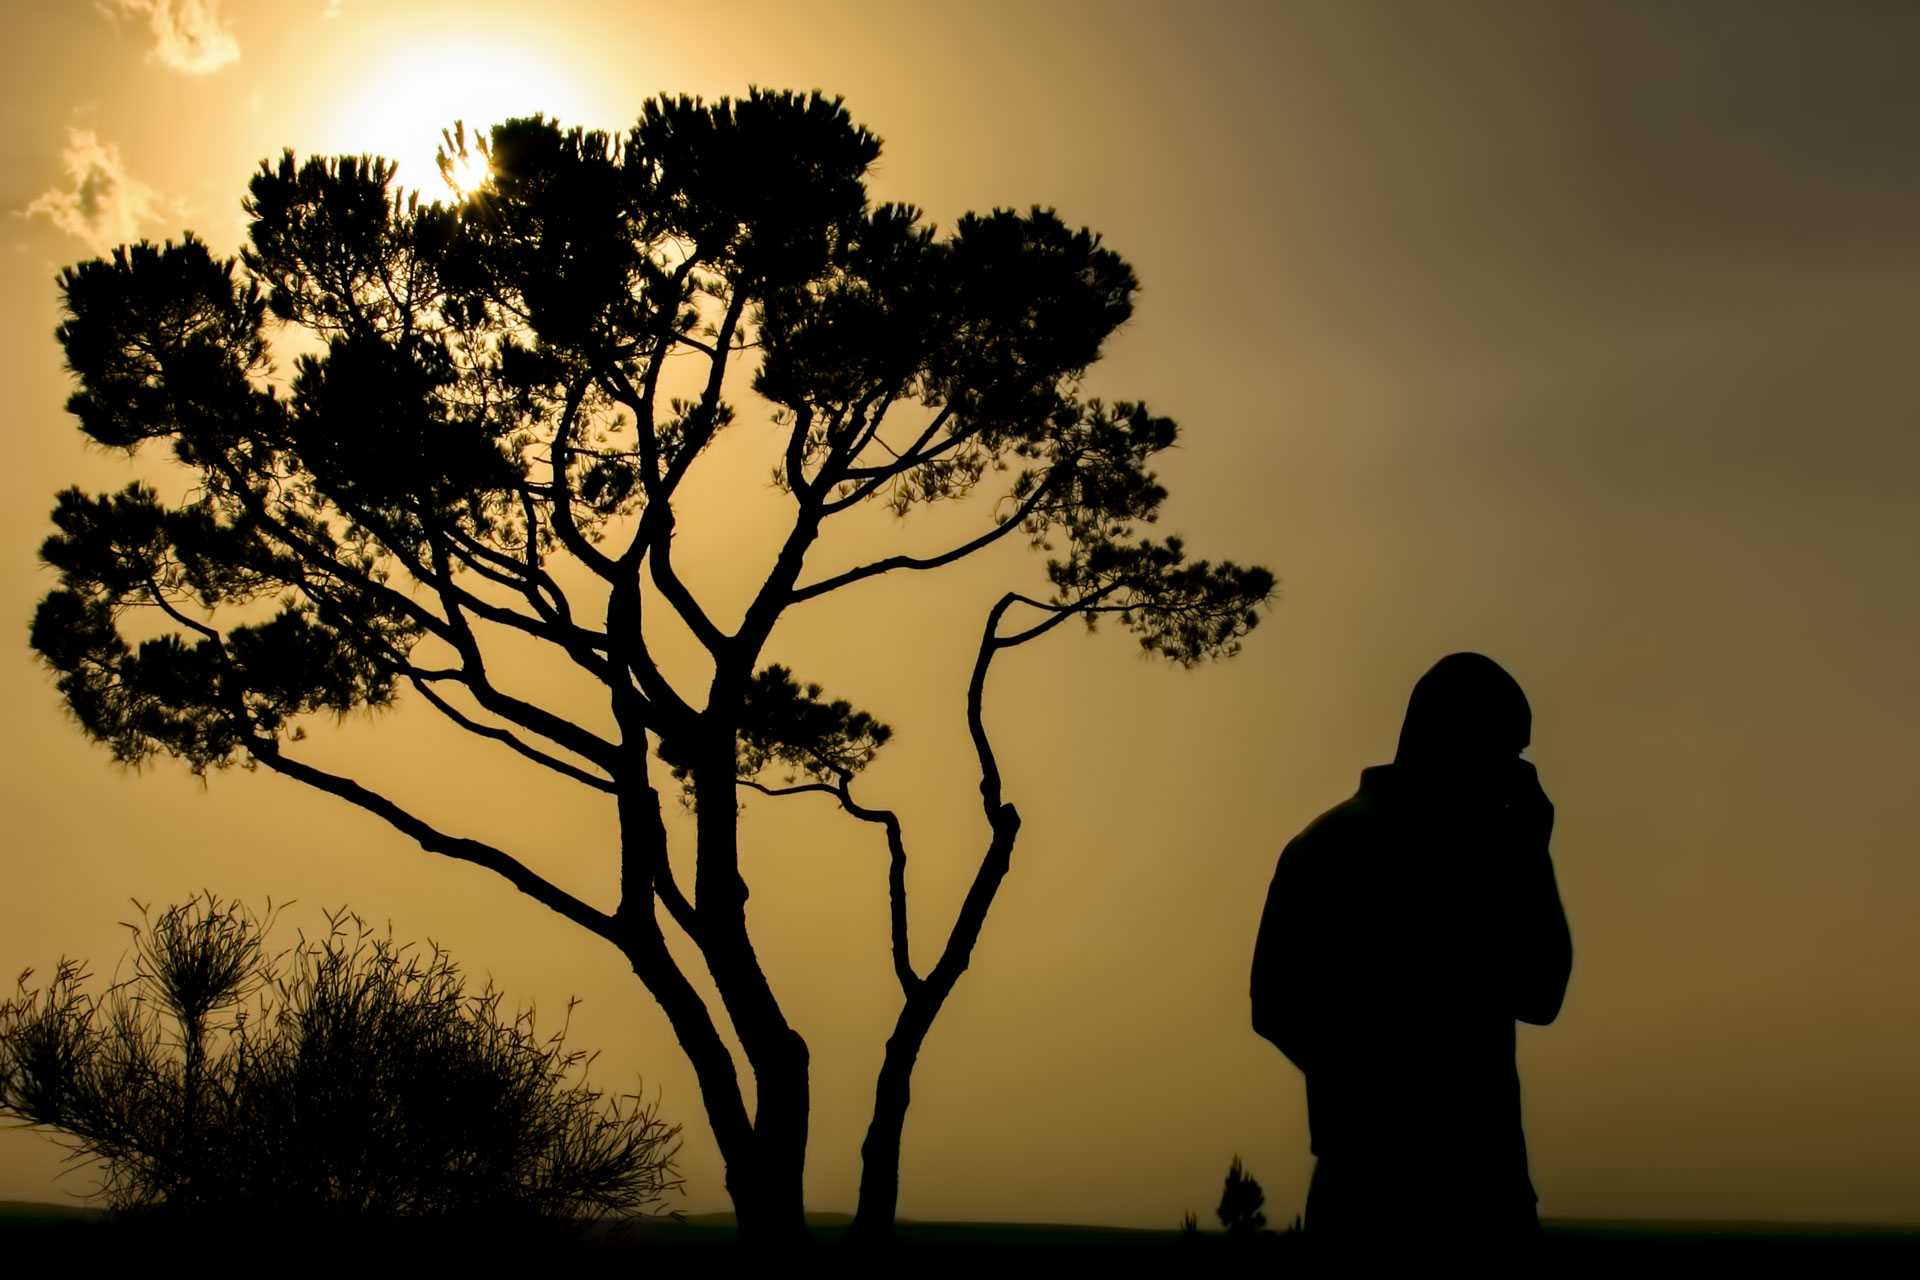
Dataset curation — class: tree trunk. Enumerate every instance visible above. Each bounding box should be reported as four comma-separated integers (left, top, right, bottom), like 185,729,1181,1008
848,996,940,1242
617,924,812,1245
849,802,1021,1242
613,741,817,1243
733,1034,812,1245
725,1135,808,1244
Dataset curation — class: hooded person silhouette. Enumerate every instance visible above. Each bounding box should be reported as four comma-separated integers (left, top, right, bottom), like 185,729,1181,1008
1251,653,1572,1247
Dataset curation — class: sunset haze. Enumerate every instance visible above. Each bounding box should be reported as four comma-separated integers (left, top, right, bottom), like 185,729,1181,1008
2,0,1916,1230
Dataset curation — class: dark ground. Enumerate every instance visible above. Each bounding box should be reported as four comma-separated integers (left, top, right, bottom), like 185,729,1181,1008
6,1202,1919,1271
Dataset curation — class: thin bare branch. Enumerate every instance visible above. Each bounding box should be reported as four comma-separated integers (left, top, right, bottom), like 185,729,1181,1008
739,780,839,801
145,580,225,647
400,669,617,793
791,475,1061,605
248,740,616,941
649,535,729,654
835,403,959,485
430,539,623,772
739,777,920,997
546,379,620,582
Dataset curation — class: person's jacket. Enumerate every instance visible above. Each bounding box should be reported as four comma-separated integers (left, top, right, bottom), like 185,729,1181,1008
1250,762,1572,1176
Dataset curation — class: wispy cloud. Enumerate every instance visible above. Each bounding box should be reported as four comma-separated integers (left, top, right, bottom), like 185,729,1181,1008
106,0,240,74
26,129,185,256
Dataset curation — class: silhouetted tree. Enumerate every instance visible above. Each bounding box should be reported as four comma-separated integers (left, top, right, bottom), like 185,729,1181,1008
0,894,681,1224
28,90,1274,1241
1218,1154,1268,1236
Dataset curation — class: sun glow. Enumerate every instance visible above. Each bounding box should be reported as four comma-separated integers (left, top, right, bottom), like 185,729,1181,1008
439,143,492,199
327,37,596,200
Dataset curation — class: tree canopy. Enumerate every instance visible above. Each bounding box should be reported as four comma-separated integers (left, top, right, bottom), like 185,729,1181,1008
30,89,1274,1239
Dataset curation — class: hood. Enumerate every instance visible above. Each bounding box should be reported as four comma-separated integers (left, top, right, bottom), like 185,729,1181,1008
1394,652,1531,769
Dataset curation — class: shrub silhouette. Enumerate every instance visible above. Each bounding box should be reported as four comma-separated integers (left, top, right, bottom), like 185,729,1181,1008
0,894,681,1224
1218,1154,1268,1236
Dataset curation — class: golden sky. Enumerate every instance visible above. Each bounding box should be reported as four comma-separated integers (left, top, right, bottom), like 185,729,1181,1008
3,0,1917,1227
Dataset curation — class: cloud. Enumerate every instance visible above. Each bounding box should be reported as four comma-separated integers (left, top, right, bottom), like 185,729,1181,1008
106,0,240,74
25,129,185,256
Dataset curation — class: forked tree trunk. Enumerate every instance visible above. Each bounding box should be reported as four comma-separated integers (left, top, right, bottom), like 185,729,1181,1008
626,964,813,1244
849,804,1021,1242
616,908,813,1245
612,733,820,1245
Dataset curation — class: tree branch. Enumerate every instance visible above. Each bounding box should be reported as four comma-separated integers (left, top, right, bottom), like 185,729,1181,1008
790,474,1060,605
968,596,1018,812
193,447,461,650
648,531,728,654
617,777,699,945
145,579,225,647
632,258,704,477
429,539,622,772
635,282,750,656
839,390,900,469
247,739,616,941
401,668,617,793
994,593,1113,648
739,778,920,999
430,567,614,670
834,787,920,999
545,379,620,583
595,290,743,664
610,894,754,1165
738,780,839,801
783,405,816,503
834,403,959,485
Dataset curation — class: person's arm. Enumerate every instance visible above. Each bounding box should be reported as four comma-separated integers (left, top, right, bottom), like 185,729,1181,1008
1505,762,1572,1025
1251,836,1321,1071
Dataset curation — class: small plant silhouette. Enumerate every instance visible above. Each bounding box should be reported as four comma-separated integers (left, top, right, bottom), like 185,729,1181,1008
0,893,682,1225
1218,1154,1268,1236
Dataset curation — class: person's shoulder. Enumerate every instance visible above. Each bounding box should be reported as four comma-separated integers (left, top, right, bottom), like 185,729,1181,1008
1280,770,1386,863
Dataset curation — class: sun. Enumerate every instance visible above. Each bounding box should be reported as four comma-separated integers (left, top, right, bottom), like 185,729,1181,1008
327,37,595,200
438,139,492,199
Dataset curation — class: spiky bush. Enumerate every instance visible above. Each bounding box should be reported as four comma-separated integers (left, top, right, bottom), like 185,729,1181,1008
1218,1154,1268,1236
0,894,681,1224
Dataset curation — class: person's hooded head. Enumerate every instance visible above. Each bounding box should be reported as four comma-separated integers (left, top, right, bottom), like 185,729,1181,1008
1394,653,1531,777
